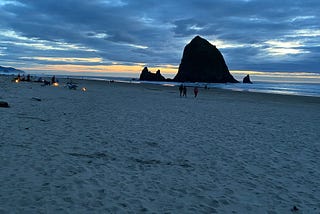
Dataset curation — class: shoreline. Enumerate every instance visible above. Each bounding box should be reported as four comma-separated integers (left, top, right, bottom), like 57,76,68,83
1,73,320,98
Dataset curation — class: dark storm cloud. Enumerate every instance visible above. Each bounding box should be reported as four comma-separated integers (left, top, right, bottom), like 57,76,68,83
0,0,319,73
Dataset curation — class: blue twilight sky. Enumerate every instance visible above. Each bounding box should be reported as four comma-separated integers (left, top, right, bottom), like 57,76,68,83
0,0,319,77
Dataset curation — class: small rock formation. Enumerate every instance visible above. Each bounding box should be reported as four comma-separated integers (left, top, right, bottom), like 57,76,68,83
291,206,299,212
243,74,252,84
139,67,166,81
174,36,238,83
32,97,42,101
0,101,9,108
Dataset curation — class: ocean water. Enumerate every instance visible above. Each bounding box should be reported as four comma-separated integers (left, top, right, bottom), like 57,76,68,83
209,82,320,97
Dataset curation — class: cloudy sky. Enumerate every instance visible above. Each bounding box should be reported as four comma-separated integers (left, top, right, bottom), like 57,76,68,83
0,0,319,77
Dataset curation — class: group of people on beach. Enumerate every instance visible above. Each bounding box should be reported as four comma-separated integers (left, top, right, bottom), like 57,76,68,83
14,73,31,82
13,74,57,86
179,84,199,98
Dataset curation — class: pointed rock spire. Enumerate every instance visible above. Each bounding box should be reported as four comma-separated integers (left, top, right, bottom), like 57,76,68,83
174,36,238,83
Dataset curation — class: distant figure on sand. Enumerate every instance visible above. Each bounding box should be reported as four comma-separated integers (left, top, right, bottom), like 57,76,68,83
36,77,43,82
51,75,56,84
183,86,187,97
194,86,199,97
42,80,50,86
13,73,21,82
179,84,183,97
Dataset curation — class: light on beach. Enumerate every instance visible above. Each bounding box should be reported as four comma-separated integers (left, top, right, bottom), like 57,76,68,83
82,87,87,91
53,82,59,87
15,79,20,83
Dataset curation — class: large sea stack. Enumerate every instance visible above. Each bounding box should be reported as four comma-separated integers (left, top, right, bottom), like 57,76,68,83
174,36,238,83
139,67,166,81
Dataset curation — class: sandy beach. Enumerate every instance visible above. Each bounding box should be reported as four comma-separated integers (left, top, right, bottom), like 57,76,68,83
1,75,320,213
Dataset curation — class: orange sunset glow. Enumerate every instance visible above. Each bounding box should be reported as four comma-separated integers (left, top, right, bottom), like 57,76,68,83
21,64,179,76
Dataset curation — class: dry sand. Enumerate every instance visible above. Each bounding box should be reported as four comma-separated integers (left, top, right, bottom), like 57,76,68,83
1,75,320,213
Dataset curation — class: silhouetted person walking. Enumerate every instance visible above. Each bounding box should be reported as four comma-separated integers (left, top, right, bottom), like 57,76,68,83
194,86,198,97
51,75,56,84
179,84,183,97
183,86,187,97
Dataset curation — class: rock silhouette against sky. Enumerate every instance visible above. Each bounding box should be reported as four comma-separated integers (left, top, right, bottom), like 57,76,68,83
174,36,238,83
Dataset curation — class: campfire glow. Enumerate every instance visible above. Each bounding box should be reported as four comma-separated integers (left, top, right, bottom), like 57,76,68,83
53,82,59,86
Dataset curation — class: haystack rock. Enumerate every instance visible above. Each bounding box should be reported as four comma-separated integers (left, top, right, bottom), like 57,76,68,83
243,74,253,84
139,67,166,81
174,36,238,83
